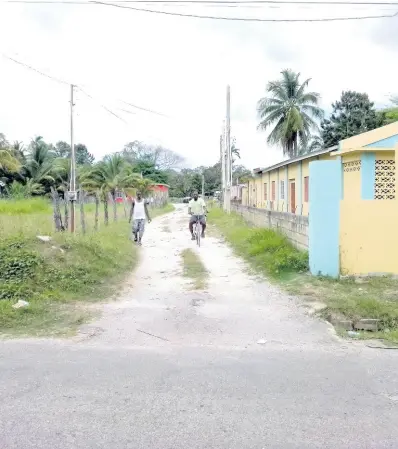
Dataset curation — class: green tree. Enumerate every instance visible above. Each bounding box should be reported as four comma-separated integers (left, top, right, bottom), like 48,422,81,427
54,141,94,165
0,133,9,150
378,107,398,126
132,160,168,184
23,137,64,191
10,141,26,163
257,69,323,158
321,91,382,148
232,165,251,184
0,150,21,173
81,154,143,223
75,144,95,165
231,137,240,163
54,141,71,158
7,179,44,198
297,135,324,155
120,141,183,169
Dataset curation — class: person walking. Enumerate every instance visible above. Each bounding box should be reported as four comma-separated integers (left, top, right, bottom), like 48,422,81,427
129,192,151,245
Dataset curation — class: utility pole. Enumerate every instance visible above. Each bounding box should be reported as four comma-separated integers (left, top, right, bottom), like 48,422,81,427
221,121,226,209
225,85,231,214
69,84,77,233
201,173,205,198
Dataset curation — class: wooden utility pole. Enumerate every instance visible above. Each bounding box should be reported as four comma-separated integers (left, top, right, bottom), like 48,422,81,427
221,121,226,208
225,85,231,214
69,84,76,233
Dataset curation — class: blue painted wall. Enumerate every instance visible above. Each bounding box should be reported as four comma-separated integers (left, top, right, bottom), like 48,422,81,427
364,134,398,148
361,152,375,199
309,160,342,277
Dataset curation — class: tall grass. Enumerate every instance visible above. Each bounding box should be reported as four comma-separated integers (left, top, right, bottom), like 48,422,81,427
0,198,175,336
208,207,308,276
0,197,51,214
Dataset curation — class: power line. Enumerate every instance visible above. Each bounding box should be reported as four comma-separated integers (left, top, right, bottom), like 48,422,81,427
1,52,69,85
1,52,167,121
92,0,398,20
4,0,398,19
121,100,169,117
1,53,126,123
77,87,128,123
4,0,398,4
118,107,137,115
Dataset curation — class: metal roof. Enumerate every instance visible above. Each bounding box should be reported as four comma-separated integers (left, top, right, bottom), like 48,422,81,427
252,145,338,175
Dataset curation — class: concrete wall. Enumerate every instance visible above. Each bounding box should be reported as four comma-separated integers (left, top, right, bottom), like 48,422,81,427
340,200,398,275
231,204,309,251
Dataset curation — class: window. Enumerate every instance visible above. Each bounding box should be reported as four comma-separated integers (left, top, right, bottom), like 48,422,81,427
271,181,276,200
280,181,285,200
264,183,267,200
304,177,309,202
375,160,395,200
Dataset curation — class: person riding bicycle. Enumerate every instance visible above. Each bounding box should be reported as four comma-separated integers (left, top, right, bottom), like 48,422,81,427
188,190,207,240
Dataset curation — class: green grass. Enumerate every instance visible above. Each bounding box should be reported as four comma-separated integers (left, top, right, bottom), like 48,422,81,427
0,199,174,336
209,207,398,345
0,197,51,214
284,274,398,340
180,248,208,290
150,203,174,218
208,208,308,277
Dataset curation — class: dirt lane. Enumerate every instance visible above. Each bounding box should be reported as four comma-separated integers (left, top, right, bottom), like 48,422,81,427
84,205,338,351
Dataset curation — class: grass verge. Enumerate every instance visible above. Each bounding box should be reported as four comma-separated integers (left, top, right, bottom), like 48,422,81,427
150,203,174,218
0,201,174,337
209,207,398,345
208,208,308,277
181,248,208,290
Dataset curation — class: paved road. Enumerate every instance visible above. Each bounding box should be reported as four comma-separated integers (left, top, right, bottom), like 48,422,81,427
1,207,398,449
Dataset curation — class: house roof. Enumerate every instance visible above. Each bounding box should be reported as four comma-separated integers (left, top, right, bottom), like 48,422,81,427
337,121,398,154
252,145,338,176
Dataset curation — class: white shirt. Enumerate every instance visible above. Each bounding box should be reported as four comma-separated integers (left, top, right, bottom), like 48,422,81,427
189,197,206,215
133,200,146,220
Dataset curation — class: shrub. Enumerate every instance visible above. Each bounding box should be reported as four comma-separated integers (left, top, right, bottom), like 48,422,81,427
208,208,309,277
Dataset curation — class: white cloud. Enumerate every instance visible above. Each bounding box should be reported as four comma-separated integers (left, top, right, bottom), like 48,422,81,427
0,1,397,171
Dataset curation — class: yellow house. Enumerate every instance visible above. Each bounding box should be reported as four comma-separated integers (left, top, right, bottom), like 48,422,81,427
244,146,338,215
308,121,398,276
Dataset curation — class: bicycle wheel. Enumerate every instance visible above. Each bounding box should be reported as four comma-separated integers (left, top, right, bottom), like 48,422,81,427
196,222,201,247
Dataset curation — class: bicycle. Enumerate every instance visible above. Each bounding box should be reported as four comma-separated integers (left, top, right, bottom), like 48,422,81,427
192,215,202,247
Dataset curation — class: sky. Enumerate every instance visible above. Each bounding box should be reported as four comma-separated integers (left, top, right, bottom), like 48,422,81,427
0,0,397,171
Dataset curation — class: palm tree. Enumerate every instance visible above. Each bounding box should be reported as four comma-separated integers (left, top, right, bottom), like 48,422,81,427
257,69,324,158
81,154,142,224
11,141,25,162
231,137,240,164
24,137,64,188
7,179,44,198
298,135,324,155
0,150,21,173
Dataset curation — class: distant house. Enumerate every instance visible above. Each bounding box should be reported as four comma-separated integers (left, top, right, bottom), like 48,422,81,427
243,146,338,215
149,183,169,206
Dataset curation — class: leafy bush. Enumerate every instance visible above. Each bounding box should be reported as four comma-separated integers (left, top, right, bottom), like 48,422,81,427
0,222,138,333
